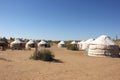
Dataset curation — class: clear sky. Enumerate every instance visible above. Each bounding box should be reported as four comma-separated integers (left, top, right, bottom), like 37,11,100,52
0,0,120,40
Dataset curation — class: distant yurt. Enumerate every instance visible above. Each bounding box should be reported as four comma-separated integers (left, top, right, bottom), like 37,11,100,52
77,40,85,50
81,38,94,50
38,40,47,48
10,38,25,50
58,41,65,48
26,40,35,50
88,35,119,57
71,41,77,44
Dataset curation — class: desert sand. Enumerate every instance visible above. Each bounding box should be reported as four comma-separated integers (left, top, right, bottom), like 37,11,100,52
0,45,120,80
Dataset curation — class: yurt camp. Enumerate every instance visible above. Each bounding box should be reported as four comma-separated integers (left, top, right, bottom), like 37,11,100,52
88,35,119,57
58,41,65,48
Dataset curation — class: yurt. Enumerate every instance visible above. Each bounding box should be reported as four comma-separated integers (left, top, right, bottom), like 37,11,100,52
71,41,77,44
88,35,119,57
81,38,94,50
77,40,85,50
58,41,65,48
26,40,35,49
10,38,25,50
38,40,47,48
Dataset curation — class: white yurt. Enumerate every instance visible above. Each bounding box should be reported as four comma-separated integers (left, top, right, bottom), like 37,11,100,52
71,41,77,44
10,38,25,50
81,38,94,50
26,40,35,49
58,41,65,48
88,35,119,57
77,40,85,50
38,40,47,48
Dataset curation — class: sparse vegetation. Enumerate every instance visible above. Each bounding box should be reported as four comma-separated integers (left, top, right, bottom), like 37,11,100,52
31,49,54,61
67,44,78,51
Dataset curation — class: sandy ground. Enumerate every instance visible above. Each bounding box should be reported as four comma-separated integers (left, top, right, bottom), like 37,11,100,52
0,45,120,80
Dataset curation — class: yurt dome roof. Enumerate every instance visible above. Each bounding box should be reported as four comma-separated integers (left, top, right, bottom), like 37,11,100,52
71,41,77,44
12,38,23,44
27,40,34,44
39,40,46,44
91,35,117,45
84,38,94,44
58,41,65,44
78,40,85,44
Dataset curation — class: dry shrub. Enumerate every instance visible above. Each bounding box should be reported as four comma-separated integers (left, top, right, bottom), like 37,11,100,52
67,44,78,51
31,49,54,61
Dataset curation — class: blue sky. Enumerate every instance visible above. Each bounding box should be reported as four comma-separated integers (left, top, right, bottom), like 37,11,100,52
0,0,120,40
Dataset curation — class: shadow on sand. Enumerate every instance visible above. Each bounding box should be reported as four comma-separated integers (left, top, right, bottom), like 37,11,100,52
111,55,120,58
52,59,64,63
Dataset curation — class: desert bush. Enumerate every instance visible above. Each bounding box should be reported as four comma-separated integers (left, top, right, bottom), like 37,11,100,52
67,44,78,51
31,49,54,61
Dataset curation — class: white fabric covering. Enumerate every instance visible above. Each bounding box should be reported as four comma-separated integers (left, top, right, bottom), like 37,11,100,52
81,38,94,50
77,40,85,50
71,41,77,44
58,41,65,47
88,35,119,57
38,40,47,47
10,38,23,47
25,40,35,49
